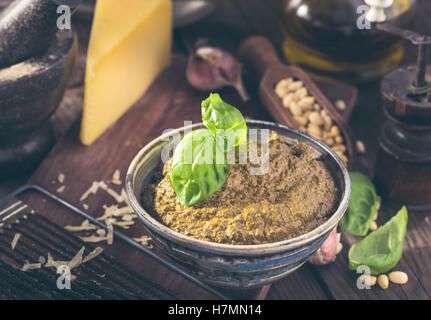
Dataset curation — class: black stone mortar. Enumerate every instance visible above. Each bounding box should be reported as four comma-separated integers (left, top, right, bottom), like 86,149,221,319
0,29,77,177
0,0,80,68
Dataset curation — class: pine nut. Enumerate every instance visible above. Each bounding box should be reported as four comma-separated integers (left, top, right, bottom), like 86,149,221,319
388,271,408,284
325,138,335,146
295,87,308,99
309,112,324,126
360,274,377,286
282,93,295,108
378,274,389,290
335,99,346,111
293,116,308,127
297,101,312,111
335,135,344,144
314,103,321,111
323,115,333,131
277,78,293,87
335,151,344,159
307,124,322,138
369,221,378,231
298,96,315,109
275,80,290,98
329,125,340,137
356,140,366,154
302,110,312,120
332,144,346,153
289,102,302,116
288,81,303,91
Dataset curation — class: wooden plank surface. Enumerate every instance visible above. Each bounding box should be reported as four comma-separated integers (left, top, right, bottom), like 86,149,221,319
1,0,431,300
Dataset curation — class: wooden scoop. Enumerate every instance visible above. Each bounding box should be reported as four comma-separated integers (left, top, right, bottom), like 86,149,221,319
238,35,356,166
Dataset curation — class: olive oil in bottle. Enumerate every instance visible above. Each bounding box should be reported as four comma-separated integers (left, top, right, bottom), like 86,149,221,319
276,0,416,83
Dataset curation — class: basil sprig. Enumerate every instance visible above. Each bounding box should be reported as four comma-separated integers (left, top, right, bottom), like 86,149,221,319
348,206,408,275
169,94,247,206
202,93,248,147
339,172,380,237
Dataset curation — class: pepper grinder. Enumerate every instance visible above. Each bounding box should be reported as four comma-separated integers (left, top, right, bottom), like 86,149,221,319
0,0,80,177
366,1,431,211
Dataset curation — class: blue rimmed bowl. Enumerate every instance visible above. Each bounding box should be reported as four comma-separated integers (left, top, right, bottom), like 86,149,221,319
126,120,351,289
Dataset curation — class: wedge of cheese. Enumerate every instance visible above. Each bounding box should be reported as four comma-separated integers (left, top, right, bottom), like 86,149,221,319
81,0,172,145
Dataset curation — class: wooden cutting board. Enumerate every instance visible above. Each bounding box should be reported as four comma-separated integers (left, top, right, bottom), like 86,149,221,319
21,54,357,300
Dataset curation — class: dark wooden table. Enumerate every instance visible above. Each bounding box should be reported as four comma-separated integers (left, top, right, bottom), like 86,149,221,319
1,0,431,300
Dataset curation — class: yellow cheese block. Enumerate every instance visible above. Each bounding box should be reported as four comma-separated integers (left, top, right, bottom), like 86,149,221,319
81,0,172,145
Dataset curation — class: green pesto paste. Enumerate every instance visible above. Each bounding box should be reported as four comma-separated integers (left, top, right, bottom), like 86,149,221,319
143,133,339,245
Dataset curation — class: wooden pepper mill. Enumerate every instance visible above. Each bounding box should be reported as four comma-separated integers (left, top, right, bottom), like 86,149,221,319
373,19,431,210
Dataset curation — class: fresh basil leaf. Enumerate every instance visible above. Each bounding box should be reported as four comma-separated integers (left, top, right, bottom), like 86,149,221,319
201,93,247,147
169,129,230,206
348,206,408,275
339,172,379,236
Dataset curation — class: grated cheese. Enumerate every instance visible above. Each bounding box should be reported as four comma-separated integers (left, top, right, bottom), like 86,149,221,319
45,252,69,268
111,170,121,185
80,181,108,201
133,236,153,249
106,187,124,203
83,247,103,264
106,221,114,245
11,233,21,250
65,219,97,232
79,235,107,243
96,229,106,236
68,246,85,269
21,262,42,272
58,173,65,184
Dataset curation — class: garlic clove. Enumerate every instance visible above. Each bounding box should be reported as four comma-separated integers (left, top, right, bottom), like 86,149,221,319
309,228,341,265
186,45,249,101
196,46,239,82
186,56,222,89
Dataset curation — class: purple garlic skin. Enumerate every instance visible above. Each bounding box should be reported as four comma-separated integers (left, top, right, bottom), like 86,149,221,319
309,228,342,266
186,46,249,101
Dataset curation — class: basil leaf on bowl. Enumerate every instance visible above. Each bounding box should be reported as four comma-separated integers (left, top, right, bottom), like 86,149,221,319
202,93,247,147
348,206,408,275
169,129,230,206
339,172,380,236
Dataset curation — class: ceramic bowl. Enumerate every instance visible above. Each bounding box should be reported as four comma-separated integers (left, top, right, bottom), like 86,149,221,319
126,120,351,289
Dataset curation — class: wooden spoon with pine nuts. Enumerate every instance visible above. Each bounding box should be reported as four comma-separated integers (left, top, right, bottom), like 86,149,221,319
238,36,356,167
